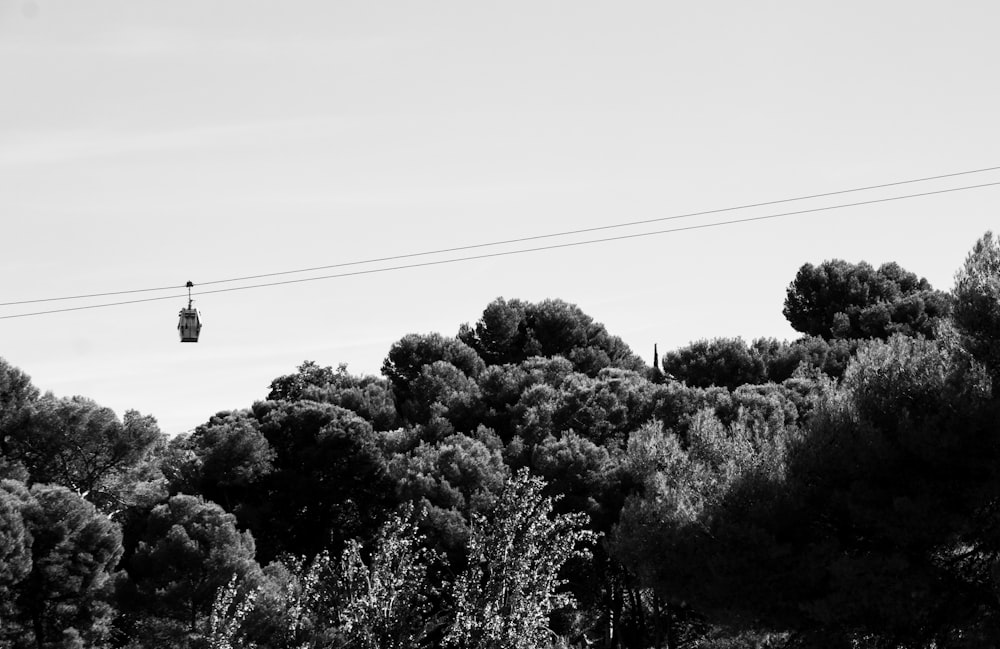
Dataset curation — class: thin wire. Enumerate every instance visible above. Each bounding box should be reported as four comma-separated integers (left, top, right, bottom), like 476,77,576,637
0,293,192,318
191,180,1000,292
0,283,185,307
2,179,998,320
193,164,1000,286
3,163,1000,307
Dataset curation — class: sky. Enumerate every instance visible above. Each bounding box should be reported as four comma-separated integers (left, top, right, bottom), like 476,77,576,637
2,0,999,435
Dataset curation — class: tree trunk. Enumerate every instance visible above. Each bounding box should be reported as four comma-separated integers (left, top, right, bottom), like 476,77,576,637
611,573,624,649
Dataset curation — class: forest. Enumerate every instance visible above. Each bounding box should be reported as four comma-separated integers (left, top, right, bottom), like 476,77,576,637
2,232,1000,649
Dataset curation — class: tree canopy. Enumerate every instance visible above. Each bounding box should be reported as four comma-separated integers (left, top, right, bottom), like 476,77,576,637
459,297,645,376
4,246,1000,647
783,259,951,340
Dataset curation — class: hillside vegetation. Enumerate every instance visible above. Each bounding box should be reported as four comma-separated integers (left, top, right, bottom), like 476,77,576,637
3,233,1000,648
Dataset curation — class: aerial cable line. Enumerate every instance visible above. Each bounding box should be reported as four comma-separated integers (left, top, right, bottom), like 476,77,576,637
0,282,190,307
3,163,1000,308
191,163,1000,288
2,179,999,321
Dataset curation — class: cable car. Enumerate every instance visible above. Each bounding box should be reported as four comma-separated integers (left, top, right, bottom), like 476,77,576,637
178,281,202,342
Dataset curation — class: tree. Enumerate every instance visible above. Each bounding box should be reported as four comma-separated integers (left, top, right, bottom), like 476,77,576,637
529,431,650,646
383,334,486,391
612,407,796,633
616,332,1000,646
125,494,259,645
383,334,486,425
0,359,38,468
403,360,484,434
206,574,260,649
783,259,950,340
530,431,615,523
392,429,508,515
457,298,530,366
250,400,399,561
267,360,339,401
476,357,576,440
5,395,161,512
1,480,123,649
268,362,400,430
661,338,765,389
237,553,339,649
0,483,31,638
332,506,441,649
444,469,597,649
184,409,274,512
497,367,659,449
953,230,1000,380
212,506,443,649
753,335,858,382
774,334,997,644
647,380,807,449
389,429,509,560
459,298,645,376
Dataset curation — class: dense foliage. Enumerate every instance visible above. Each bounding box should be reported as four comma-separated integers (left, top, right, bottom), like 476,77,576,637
783,259,951,340
2,244,1000,647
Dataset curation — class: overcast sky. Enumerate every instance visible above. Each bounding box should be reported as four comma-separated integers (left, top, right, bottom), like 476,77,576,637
2,0,999,435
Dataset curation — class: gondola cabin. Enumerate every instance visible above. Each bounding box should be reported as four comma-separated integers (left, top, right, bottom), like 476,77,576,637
178,281,202,342
178,307,202,342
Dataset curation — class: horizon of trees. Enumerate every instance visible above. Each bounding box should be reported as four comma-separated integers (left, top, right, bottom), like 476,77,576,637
0,234,998,648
